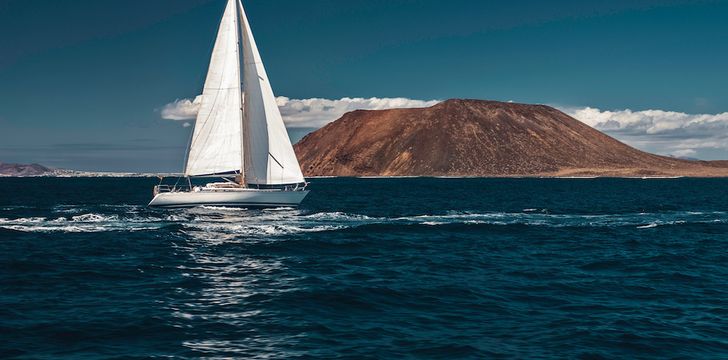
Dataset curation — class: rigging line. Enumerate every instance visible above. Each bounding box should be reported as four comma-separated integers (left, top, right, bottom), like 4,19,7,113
180,112,196,175
269,153,283,169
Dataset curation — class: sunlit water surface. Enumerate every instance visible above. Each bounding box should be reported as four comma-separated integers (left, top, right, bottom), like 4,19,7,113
2,177,728,359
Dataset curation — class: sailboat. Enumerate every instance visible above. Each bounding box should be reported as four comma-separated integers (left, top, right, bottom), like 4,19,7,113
148,0,309,208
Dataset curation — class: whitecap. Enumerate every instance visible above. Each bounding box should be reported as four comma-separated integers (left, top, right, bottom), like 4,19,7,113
71,213,118,222
263,207,296,212
422,221,445,226
3,207,726,236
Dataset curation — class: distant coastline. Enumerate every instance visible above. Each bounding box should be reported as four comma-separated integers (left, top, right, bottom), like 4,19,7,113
0,162,177,178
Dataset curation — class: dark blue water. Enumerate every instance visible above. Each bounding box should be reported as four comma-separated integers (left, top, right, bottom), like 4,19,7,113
2,177,728,359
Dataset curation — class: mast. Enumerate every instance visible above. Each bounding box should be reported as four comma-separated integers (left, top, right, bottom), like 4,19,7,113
233,0,245,185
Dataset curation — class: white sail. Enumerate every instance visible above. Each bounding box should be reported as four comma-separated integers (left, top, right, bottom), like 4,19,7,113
238,0,306,185
185,0,243,176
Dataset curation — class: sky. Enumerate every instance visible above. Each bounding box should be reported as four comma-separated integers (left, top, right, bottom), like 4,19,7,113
1,0,727,171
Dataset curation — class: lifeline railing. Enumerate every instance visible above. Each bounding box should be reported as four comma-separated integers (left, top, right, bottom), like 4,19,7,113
153,182,309,196
153,184,192,196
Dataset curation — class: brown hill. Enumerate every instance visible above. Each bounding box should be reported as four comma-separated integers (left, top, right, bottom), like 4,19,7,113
0,162,55,176
294,99,728,177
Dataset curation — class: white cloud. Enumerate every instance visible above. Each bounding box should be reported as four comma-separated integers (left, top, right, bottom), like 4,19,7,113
671,149,697,158
160,96,440,128
562,106,728,159
276,96,440,128
160,96,202,120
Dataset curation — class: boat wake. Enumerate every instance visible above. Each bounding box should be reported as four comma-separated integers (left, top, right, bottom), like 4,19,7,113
0,205,726,235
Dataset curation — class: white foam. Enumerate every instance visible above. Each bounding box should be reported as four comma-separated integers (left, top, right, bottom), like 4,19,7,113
71,213,117,222
302,211,374,222
0,211,172,233
2,207,727,235
422,221,445,226
184,221,344,237
198,205,246,211
0,217,46,224
263,207,296,212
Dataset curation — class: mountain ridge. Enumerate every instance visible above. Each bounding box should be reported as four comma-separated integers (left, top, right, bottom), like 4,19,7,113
293,99,728,177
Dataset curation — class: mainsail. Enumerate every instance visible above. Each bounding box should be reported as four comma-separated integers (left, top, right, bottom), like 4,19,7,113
238,0,305,185
185,0,243,176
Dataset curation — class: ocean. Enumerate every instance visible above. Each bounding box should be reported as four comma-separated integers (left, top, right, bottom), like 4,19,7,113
1,177,728,359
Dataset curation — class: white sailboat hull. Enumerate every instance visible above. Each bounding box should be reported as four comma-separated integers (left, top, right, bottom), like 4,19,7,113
148,188,309,208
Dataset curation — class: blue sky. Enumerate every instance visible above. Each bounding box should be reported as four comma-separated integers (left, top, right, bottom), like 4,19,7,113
1,0,727,171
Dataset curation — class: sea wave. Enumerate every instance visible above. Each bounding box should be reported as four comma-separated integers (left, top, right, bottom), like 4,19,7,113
1,207,725,234
0,207,173,233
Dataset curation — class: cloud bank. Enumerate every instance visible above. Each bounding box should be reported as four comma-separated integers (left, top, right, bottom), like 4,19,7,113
160,96,728,159
161,96,440,128
562,107,728,159
276,97,441,128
